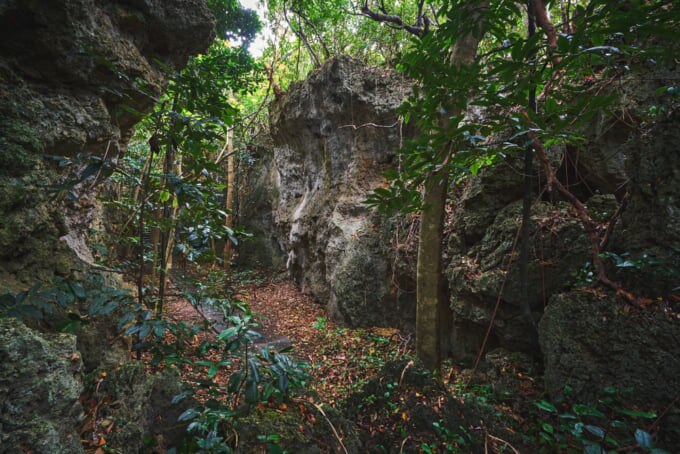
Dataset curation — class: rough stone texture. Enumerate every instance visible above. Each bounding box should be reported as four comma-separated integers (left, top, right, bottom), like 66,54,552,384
0,0,214,286
0,318,84,453
445,193,591,359
611,109,680,295
539,291,680,408
236,135,288,272
76,319,131,373
0,1,214,451
243,56,416,326
97,362,196,452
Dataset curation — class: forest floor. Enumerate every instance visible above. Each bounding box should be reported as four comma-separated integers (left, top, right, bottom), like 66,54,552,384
163,269,415,404
80,268,676,453
146,268,538,452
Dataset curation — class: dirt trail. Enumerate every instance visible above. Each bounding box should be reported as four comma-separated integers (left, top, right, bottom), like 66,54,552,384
158,272,411,405
242,280,325,358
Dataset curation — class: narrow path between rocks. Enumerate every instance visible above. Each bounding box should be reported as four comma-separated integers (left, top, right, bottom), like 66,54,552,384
162,272,413,404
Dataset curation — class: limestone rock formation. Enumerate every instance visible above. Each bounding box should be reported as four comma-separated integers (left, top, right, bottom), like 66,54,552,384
539,291,680,408
0,1,214,451
95,363,196,452
611,109,680,295
446,197,590,359
242,56,416,326
0,0,214,286
442,65,680,364
0,318,84,453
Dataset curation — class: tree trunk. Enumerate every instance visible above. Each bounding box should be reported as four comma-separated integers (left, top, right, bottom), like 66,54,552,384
137,134,159,309
415,1,488,371
519,0,539,338
416,172,448,370
157,139,176,315
223,127,235,272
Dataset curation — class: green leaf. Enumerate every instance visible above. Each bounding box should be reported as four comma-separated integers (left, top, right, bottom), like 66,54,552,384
138,323,151,340
159,189,171,203
171,390,192,404
634,429,652,449
584,425,605,440
218,326,239,340
573,404,605,418
245,379,258,404
534,400,558,413
69,282,86,300
616,408,656,419
557,34,571,53
177,408,199,422
583,441,603,454
153,323,165,338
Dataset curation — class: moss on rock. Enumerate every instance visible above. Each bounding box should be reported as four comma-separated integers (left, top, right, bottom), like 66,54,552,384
0,318,84,453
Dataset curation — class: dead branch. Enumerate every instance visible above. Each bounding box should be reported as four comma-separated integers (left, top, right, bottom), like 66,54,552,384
599,191,629,250
530,136,621,291
310,402,349,454
338,120,399,130
485,432,521,454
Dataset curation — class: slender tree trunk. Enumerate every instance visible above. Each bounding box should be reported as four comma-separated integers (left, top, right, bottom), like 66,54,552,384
532,0,558,53
223,127,235,272
519,0,539,345
138,134,159,308
157,135,179,315
150,208,161,281
283,1,320,66
415,1,488,371
416,172,448,370
125,151,153,260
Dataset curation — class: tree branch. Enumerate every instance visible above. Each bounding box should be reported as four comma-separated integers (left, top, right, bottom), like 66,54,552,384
361,0,428,37
283,0,320,66
530,136,621,291
531,0,559,58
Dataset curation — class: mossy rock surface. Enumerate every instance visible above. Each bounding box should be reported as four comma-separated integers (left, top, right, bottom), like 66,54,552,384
0,318,84,453
237,402,360,453
92,362,196,453
341,360,523,453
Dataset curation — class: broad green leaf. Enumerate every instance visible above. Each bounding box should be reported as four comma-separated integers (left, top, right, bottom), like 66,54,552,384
584,424,605,440
159,189,171,203
634,429,652,449
534,400,558,413
177,408,199,422
573,404,605,418
69,282,86,300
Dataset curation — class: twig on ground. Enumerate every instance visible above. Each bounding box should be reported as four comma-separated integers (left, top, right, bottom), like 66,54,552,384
310,401,349,454
398,360,414,388
485,432,521,454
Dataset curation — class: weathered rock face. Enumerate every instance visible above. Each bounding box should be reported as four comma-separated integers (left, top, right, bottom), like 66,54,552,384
95,363,195,452
539,291,680,408
442,66,680,363
241,56,678,428
611,109,680,295
446,196,590,359
0,318,84,453
0,1,214,451
242,56,416,326
0,0,214,286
